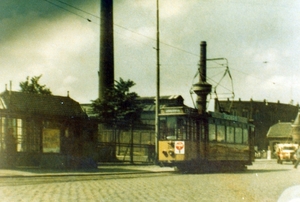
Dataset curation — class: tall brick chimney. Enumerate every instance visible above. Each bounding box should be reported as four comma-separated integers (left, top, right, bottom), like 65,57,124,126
99,0,114,99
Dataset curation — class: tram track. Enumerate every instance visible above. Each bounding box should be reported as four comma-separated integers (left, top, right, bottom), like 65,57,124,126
0,171,176,187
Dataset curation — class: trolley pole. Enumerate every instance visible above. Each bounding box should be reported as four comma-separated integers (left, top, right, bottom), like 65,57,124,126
155,0,160,164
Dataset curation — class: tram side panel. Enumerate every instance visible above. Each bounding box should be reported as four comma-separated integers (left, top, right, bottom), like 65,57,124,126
158,141,252,164
205,117,253,165
206,143,251,162
158,141,198,163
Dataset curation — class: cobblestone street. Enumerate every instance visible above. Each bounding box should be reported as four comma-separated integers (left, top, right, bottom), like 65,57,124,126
0,159,300,202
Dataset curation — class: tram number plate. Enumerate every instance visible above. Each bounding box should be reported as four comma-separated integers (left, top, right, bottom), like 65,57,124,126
174,141,185,154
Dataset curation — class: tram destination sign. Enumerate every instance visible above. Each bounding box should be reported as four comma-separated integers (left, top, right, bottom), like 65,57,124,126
162,107,185,115
210,111,248,123
165,109,182,113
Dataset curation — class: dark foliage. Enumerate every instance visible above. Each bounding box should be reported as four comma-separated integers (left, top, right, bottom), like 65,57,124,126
92,78,143,128
19,75,52,95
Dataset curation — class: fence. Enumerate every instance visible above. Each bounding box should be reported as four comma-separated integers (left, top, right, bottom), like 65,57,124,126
97,126,156,163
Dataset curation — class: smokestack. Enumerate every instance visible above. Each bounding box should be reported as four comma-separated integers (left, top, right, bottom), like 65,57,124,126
192,41,212,114
9,80,12,95
99,0,114,99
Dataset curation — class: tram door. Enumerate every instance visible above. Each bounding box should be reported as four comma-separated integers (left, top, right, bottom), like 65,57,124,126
159,115,189,162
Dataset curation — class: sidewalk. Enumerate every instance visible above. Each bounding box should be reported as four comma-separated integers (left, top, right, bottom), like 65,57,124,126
0,164,174,177
0,159,276,177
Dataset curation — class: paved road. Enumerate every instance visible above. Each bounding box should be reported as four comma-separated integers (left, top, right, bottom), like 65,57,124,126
0,159,299,202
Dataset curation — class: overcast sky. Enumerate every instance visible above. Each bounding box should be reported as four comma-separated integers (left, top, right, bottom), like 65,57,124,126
1,0,300,109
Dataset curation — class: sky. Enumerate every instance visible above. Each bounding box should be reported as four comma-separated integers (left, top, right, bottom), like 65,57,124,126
1,0,300,109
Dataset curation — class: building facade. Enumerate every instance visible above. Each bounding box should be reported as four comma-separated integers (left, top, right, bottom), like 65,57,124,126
266,122,293,154
0,90,97,168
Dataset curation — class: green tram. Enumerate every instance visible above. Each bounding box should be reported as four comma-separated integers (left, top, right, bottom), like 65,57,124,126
158,106,255,172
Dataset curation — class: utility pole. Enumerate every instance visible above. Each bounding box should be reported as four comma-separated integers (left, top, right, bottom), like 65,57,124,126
155,0,160,163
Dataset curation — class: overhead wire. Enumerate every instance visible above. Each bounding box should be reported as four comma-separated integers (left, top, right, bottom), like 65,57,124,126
44,0,201,58
45,0,91,22
45,0,290,88
56,0,99,19
190,59,235,110
44,0,242,108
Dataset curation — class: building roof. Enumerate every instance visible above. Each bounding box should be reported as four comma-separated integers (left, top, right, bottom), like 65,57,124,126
266,122,292,139
81,103,98,118
0,91,86,118
292,112,300,127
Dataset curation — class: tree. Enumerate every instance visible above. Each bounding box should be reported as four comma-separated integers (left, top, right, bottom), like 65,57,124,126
92,78,143,162
92,78,143,127
19,75,52,95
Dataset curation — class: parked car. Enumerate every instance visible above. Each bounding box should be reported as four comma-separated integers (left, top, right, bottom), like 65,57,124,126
275,144,298,164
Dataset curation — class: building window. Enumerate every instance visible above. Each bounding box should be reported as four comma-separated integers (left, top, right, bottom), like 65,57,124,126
16,119,23,152
231,108,237,116
42,128,60,153
0,117,5,151
242,109,249,119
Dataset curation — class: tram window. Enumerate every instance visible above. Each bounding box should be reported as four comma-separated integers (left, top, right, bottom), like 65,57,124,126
226,126,234,143
209,123,216,141
177,118,186,140
216,125,225,142
190,120,198,141
166,117,176,140
186,119,191,140
159,117,176,140
243,128,248,144
201,122,205,140
192,121,199,140
235,127,243,144
159,120,167,140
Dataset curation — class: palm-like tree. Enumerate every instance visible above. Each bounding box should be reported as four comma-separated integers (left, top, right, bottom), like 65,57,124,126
19,75,52,95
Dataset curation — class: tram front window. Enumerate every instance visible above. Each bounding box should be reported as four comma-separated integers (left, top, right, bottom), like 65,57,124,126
160,116,186,140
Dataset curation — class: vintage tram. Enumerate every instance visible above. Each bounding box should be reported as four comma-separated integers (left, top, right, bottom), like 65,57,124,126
158,41,255,171
158,106,255,171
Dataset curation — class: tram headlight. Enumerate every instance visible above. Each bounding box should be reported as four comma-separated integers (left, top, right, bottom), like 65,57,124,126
168,141,174,146
162,150,168,157
168,150,175,156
